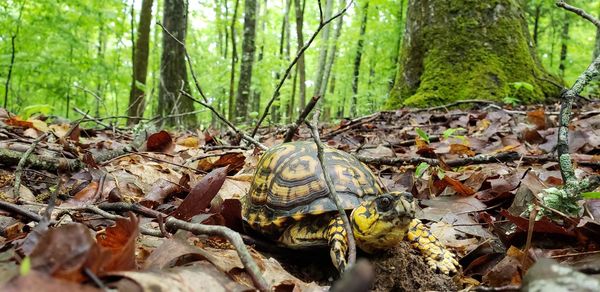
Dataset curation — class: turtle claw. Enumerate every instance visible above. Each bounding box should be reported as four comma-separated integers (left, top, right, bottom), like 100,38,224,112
407,219,461,275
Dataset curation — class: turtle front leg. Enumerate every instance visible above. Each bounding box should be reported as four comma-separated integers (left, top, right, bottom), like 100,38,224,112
327,216,348,271
406,219,460,275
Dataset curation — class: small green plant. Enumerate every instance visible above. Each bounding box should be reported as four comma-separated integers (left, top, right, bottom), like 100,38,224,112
19,104,54,119
503,81,534,106
442,127,467,143
415,127,430,143
415,162,430,178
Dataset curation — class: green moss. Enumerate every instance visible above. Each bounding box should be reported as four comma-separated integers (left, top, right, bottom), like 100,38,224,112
387,0,561,108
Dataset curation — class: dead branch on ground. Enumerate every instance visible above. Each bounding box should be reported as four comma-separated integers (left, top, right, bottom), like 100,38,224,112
13,133,49,198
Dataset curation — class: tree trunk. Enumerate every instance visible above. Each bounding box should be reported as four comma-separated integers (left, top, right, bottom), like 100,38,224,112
350,0,369,117
228,0,241,121
532,2,541,46
127,0,154,125
252,0,267,118
319,0,346,98
558,14,569,79
293,0,307,110
158,0,196,127
235,0,257,123
389,0,560,107
312,0,334,97
389,0,405,90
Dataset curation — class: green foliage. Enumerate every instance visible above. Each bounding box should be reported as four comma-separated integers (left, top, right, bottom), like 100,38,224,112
20,256,30,276
582,191,600,199
19,104,54,119
442,127,466,142
415,127,430,143
415,162,430,178
502,81,535,106
0,0,596,125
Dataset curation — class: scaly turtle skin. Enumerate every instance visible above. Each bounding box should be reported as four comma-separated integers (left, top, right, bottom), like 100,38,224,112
243,141,459,274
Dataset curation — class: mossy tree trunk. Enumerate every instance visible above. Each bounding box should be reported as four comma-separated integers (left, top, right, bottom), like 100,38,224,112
388,0,560,108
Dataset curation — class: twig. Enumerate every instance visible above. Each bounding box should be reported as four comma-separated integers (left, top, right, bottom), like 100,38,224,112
0,148,82,172
556,1,600,28
283,95,321,142
13,133,49,198
251,0,354,138
73,107,111,128
157,22,208,103
306,110,357,271
556,2,600,194
180,90,267,150
356,151,520,168
0,200,44,222
323,112,380,139
92,202,269,291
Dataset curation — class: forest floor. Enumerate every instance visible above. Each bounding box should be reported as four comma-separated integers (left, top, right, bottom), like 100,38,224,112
1,101,600,291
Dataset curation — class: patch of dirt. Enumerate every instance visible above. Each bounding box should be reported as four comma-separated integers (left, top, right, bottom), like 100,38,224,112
371,242,458,292
260,242,458,291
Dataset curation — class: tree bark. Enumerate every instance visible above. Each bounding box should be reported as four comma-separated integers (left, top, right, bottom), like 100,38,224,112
312,0,334,97
559,14,570,79
320,0,346,98
293,0,307,109
158,0,196,127
228,0,241,121
235,0,258,122
388,0,405,90
350,1,369,117
389,0,561,107
127,0,154,125
252,0,267,118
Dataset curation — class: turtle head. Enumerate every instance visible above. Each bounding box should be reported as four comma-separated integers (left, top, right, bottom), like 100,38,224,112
350,191,416,253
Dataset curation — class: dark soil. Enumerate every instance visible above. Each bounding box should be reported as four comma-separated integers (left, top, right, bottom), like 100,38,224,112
371,242,458,291
262,242,458,291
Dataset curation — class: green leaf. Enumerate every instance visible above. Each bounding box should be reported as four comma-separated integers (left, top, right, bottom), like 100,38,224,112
437,169,445,179
20,256,31,276
415,128,430,143
134,80,147,92
582,192,600,199
20,104,54,119
442,127,465,139
415,162,430,178
249,111,259,118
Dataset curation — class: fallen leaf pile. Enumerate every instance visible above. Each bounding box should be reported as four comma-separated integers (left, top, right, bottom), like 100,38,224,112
0,102,599,290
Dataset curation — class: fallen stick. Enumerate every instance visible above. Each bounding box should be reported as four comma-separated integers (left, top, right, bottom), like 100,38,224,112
283,95,320,142
306,110,357,271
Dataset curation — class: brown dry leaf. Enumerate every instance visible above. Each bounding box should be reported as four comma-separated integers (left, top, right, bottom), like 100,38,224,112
430,221,479,249
69,181,100,205
420,196,486,221
482,246,532,287
177,136,200,148
198,152,246,174
527,108,546,130
171,167,228,221
4,116,34,128
217,176,252,201
141,178,185,204
29,223,109,282
145,130,174,153
111,262,253,292
2,271,101,292
96,213,139,273
522,128,545,144
449,144,476,157
441,175,475,196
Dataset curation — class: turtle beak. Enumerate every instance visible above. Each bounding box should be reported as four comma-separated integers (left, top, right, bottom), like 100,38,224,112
393,192,416,218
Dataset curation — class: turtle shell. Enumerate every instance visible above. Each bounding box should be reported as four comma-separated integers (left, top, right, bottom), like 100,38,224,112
243,141,383,237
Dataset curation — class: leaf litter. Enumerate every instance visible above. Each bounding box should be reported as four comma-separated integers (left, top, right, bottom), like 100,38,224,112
1,102,600,290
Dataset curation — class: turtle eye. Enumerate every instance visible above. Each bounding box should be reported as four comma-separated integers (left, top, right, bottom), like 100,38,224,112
376,196,393,212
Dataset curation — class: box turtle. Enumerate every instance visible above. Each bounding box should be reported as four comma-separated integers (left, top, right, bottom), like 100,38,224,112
243,141,459,274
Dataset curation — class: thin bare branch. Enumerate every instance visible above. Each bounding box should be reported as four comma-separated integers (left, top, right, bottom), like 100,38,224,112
251,0,354,138
306,110,357,271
